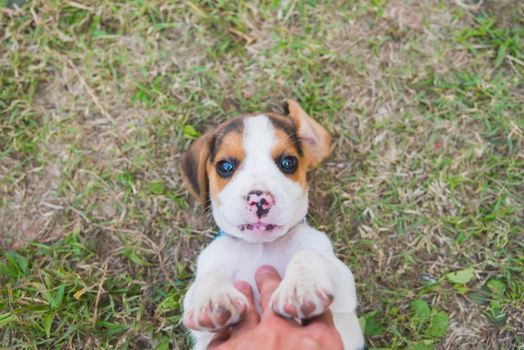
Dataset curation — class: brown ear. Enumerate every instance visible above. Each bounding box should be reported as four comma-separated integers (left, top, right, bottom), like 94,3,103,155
180,132,213,206
285,99,332,167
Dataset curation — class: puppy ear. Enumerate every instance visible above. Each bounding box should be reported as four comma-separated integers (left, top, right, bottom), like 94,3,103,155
180,132,213,206
285,99,332,167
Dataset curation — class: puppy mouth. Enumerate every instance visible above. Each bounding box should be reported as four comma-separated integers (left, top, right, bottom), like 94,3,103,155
239,223,280,232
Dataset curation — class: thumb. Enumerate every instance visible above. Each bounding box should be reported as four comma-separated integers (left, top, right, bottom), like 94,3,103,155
233,280,260,327
255,265,282,315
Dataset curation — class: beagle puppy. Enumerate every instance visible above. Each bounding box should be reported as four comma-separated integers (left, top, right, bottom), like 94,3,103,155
181,100,366,350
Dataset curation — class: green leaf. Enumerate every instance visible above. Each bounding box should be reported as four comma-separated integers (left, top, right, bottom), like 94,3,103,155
157,291,182,312
425,311,449,338
132,89,150,104
155,336,170,350
53,285,66,309
10,252,28,274
148,180,165,195
446,267,474,284
43,291,55,308
45,285,66,309
183,125,202,138
407,340,434,350
121,247,152,267
410,299,430,324
487,279,506,299
494,44,506,67
364,314,386,336
469,290,490,305
176,262,189,280
44,312,53,338
92,29,109,38
0,251,29,279
96,321,127,335
0,313,16,328
488,301,507,326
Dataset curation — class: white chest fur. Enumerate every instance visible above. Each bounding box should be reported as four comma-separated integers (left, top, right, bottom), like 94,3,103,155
196,224,332,302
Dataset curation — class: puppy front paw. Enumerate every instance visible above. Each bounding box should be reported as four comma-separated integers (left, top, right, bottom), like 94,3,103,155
183,285,248,332
270,274,333,321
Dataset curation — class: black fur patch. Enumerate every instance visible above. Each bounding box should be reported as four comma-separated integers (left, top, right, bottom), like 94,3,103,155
281,100,290,115
210,118,244,162
268,116,303,156
182,150,200,195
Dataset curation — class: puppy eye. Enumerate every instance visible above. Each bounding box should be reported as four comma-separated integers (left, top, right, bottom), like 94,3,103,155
277,155,298,174
216,159,237,177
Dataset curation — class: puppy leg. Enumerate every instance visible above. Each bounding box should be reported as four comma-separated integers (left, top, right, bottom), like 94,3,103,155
270,250,365,350
333,312,367,350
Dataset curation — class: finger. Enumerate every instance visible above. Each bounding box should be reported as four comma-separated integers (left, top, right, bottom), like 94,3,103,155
234,281,255,309
233,281,260,327
208,329,231,350
255,265,282,314
305,308,336,327
305,311,344,350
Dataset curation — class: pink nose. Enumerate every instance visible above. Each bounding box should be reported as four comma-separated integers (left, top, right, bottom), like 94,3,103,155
245,190,275,219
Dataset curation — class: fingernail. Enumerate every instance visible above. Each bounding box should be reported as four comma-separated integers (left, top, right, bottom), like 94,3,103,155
232,299,247,315
257,265,276,276
234,280,251,292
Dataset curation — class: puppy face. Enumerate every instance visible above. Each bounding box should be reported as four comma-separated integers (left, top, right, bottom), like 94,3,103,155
181,100,331,243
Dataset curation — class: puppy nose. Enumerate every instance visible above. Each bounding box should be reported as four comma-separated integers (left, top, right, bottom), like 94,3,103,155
245,190,275,218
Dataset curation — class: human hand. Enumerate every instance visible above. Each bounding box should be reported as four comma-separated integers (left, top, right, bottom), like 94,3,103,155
207,265,344,350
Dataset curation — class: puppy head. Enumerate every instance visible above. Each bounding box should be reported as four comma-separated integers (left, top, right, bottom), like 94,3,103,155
180,100,331,243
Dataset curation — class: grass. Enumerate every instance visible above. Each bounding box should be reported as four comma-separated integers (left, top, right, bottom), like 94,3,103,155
1,0,523,349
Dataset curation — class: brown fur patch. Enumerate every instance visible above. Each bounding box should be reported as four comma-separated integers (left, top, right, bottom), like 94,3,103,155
271,128,308,189
266,113,304,156
209,117,244,162
207,129,245,204
180,133,214,206
285,100,332,167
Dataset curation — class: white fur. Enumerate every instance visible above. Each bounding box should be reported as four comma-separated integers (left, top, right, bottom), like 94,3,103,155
184,115,365,350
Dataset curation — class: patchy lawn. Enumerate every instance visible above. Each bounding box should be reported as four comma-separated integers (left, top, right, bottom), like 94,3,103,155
1,0,523,349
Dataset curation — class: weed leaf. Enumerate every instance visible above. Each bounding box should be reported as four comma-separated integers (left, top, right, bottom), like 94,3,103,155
410,299,430,324
425,312,449,338
446,267,474,284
